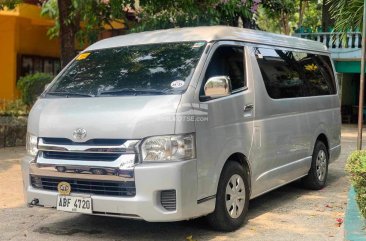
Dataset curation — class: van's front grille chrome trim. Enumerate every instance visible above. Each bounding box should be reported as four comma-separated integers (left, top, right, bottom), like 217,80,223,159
42,138,126,146
43,151,121,161
33,138,139,183
38,138,140,154
30,175,136,197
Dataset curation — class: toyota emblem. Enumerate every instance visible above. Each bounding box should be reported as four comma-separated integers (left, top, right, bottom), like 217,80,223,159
73,128,87,141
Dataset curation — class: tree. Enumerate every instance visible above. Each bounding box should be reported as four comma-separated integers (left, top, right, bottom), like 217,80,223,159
132,0,261,32
328,0,364,33
1,0,135,67
322,0,334,32
258,0,296,35
257,0,321,35
301,0,321,31
0,0,21,9
41,0,135,67
1,0,327,65
298,0,304,28
57,0,77,67
263,0,297,35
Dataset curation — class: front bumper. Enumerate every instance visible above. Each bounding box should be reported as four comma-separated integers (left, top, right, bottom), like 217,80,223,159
21,156,215,221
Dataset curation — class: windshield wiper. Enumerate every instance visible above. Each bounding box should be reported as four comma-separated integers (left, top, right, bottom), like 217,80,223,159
45,91,94,98
98,88,169,96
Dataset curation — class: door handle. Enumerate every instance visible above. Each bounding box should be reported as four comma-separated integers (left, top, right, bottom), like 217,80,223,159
243,104,254,117
244,104,254,112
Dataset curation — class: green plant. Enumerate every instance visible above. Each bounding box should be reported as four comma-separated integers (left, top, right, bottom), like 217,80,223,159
0,99,28,116
17,72,53,106
328,0,364,32
346,150,366,218
132,0,260,33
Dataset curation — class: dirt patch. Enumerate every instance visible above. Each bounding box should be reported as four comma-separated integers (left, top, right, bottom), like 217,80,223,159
0,147,26,209
0,164,25,209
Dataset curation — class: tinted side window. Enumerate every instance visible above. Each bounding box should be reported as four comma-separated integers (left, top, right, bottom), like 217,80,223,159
255,47,336,99
255,48,303,98
202,46,245,93
302,54,336,96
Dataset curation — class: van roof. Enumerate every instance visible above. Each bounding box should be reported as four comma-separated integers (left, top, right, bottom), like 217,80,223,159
86,26,328,53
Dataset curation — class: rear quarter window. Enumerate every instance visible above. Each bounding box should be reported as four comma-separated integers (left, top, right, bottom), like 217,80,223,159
255,47,336,99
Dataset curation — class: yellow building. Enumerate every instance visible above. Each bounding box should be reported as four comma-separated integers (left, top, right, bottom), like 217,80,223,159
0,3,60,103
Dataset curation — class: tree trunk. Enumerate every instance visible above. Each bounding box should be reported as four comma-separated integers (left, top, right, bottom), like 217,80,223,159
280,10,290,35
298,0,304,29
58,0,77,68
322,0,334,32
284,13,290,35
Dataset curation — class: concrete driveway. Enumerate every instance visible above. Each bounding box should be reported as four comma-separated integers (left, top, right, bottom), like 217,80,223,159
0,125,358,241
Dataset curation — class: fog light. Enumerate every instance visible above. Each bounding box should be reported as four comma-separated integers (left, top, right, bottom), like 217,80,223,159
160,190,176,211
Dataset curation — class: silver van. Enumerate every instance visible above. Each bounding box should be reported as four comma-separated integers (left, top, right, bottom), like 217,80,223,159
22,26,341,231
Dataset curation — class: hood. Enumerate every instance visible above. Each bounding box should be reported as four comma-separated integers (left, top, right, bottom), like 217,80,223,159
28,95,182,140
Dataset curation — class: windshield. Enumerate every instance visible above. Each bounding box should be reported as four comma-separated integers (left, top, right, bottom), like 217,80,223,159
45,41,207,97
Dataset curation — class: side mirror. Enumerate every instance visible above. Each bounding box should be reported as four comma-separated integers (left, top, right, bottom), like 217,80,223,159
203,76,232,99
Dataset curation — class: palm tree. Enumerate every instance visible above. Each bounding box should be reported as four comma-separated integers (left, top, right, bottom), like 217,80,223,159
328,0,364,32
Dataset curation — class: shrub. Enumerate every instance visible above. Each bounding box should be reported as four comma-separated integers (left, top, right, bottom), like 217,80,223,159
0,99,29,116
17,72,53,106
346,150,366,218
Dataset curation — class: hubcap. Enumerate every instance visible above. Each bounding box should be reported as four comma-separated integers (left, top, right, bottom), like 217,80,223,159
316,150,327,182
225,174,246,219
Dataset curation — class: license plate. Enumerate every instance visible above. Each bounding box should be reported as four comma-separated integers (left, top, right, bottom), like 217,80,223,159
57,195,92,214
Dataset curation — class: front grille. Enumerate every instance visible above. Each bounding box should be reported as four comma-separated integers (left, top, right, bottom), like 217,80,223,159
160,190,176,211
31,175,135,197
43,151,120,161
42,138,126,146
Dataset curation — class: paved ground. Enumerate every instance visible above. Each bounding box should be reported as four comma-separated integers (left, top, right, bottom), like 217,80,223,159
0,125,360,241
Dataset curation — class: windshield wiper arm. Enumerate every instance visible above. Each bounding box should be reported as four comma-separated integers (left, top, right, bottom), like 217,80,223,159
98,88,168,96
46,91,94,97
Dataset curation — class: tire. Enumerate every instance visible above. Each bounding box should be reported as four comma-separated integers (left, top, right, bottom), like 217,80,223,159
207,161,250,231
302,141,329,190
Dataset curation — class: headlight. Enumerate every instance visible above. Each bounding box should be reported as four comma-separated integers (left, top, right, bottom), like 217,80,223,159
26,133,38,156
140,134,195,162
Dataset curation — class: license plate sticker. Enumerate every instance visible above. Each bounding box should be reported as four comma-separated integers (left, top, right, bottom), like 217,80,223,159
57,195,92,214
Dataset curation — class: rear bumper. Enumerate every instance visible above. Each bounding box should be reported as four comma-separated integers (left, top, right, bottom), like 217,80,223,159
21,156,215,221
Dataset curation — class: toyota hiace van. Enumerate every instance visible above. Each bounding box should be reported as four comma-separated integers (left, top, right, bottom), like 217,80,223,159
22,26,341,231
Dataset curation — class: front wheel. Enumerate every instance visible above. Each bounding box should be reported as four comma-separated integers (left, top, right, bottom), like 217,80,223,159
302,141,329,190
207,161,250,231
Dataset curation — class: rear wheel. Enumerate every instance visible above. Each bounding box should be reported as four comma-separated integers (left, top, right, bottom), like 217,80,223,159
207,161,249,231
302,141,329,190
